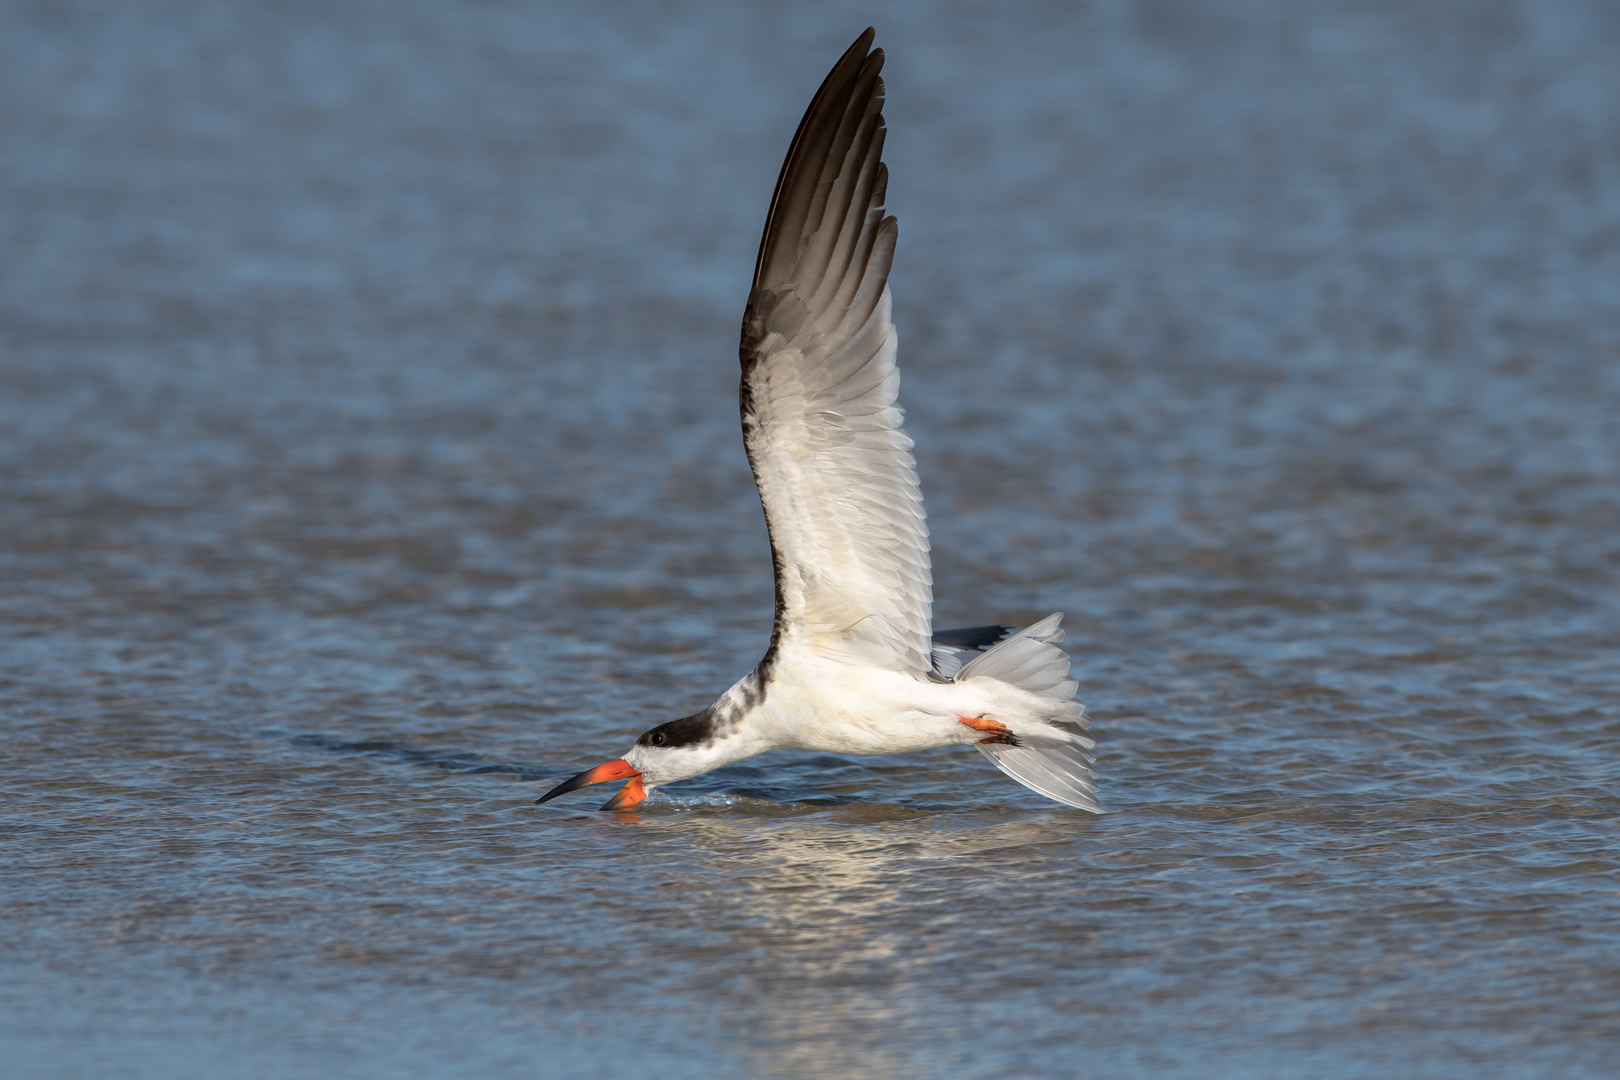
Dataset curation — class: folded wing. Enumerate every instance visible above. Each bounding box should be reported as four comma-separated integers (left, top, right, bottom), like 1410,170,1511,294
740,29,931,675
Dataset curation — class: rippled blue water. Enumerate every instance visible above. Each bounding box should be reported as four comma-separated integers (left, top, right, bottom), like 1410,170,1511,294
4,2,1619,1077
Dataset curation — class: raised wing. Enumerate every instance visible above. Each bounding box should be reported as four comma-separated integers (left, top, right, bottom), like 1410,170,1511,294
739,29,932,675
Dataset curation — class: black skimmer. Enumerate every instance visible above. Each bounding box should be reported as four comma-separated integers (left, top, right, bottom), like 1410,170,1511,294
538,29,1103,814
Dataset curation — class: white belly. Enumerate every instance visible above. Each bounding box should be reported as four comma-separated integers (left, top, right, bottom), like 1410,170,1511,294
755,642,1040,755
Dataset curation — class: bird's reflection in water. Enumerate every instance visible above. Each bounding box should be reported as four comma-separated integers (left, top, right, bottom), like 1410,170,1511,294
603,805,1085,1077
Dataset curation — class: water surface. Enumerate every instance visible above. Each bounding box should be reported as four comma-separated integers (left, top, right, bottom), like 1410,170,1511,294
3,1,1619,1077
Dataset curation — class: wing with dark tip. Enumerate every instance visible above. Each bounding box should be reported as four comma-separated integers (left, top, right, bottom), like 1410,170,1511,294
929,625,1017,680
932,625,1017,651
740,29,931,675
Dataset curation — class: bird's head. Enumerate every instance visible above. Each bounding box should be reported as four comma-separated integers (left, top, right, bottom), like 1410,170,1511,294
534,709,749,811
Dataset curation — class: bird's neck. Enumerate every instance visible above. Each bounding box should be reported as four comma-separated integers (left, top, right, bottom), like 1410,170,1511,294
696,667,781,757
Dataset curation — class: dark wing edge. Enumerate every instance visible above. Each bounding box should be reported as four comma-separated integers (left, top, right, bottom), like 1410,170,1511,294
929,625,1018,681
932,625,1018,651
740,28,896,368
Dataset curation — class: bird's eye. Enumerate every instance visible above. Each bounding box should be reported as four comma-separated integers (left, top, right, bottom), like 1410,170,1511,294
649,731,666,747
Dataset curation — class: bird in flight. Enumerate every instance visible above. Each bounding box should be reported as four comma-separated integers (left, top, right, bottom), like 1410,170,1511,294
538,29,1103,813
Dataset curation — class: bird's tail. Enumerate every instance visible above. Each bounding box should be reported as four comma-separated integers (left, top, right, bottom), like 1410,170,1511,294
957,613,1105,813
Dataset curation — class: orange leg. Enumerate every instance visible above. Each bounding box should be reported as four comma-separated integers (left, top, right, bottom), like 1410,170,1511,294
958,716,1019,746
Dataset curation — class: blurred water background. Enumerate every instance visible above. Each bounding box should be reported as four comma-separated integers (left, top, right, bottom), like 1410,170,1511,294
3,1,1619,1077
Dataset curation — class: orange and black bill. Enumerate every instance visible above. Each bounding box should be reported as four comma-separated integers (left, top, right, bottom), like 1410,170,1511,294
535,758,647,811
